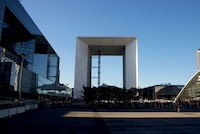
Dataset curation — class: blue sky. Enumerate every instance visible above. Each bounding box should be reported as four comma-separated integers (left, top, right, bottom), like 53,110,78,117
22,0,200,88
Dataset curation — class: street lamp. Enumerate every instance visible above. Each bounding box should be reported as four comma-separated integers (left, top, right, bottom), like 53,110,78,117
18,53,27,99
1,48,6,62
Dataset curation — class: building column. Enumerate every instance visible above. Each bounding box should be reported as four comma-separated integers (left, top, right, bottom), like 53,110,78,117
74,39,90,98
124,39,138,89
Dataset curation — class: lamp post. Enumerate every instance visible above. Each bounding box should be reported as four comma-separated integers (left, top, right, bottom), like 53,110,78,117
18,53,27,99
1,48,6,62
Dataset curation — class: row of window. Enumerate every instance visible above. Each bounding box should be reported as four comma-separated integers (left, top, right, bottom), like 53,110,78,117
4,0,41,35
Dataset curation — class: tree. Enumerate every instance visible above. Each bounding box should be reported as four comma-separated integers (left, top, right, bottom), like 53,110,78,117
82,85,141,107
82,86,96,104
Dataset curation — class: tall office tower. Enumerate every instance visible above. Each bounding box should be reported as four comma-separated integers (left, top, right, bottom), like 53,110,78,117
0,0,60,98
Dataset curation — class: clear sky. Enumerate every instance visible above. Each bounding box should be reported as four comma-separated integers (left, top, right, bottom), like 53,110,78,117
21,0,200,88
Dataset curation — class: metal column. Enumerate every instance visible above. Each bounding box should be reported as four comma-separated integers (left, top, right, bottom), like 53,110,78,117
91,50,101,87
97,50,101,87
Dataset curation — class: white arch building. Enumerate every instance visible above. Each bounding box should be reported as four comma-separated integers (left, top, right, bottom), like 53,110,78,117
74,37,138,98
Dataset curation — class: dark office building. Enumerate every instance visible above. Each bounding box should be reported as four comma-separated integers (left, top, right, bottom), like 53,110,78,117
0,0,60,98
142,84,183,100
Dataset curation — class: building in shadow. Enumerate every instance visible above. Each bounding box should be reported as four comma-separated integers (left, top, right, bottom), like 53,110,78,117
142,84,183,101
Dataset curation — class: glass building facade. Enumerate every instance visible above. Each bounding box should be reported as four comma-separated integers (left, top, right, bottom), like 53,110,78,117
175,71,200,103
0,0,60,98
174,49,200,104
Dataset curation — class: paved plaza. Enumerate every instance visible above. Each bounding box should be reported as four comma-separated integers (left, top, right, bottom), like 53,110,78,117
1,104,200,134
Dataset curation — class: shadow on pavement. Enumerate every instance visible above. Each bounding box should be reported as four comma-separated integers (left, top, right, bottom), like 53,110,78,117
0,103,200,134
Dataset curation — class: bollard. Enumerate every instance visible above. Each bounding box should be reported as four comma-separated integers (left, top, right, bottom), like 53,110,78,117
177,107,180,112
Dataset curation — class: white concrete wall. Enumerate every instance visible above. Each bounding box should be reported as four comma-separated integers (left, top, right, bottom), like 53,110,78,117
29,104,38,109
74,39,90,98
16,106,25,114
0,109,9,118
0,104,37,118
25,104,30,110
9,107,17,116
125,39,138,89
